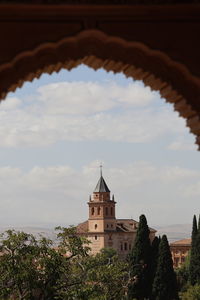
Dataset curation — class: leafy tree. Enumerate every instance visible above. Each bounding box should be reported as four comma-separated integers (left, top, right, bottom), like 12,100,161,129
152,235,179,300
0,226,138,300
189,215,200,285
128,214,152,300
181,284,200,300
0,226,91,300
176,251,190,293
33,236,67,300
57,247,129,300
0,230,40,299
55,225,91,259
49,226,91,298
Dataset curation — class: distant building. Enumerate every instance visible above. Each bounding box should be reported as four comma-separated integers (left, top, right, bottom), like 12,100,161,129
170,239,191,268
77,171,156,258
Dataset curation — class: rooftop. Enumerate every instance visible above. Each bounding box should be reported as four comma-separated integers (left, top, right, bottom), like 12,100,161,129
94,175,110,193
170,238,191,246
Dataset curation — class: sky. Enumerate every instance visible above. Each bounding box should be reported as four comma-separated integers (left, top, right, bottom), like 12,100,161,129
0,64,199,229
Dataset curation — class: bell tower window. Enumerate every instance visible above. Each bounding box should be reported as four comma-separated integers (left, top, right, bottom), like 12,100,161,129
95,224,98,229
98,207,101,215
91,207,94,215
105,207,108,215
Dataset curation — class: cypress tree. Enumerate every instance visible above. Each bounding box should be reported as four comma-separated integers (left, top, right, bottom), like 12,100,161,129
192,215,198,240
128,214,151,300
149,236,161,300
193,230,200,284
189,214,199,285
198,214,200,231
151,236,161,275
152,235,179,300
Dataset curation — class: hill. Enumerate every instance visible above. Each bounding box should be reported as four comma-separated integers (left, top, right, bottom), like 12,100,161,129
0,223,192,243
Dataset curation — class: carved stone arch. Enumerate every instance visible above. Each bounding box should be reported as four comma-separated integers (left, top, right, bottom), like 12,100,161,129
0,29,200,147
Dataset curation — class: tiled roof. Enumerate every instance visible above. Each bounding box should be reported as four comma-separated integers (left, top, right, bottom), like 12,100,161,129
94,176,110,193
77,218,156,233
170,238,191,246
77,221,88,233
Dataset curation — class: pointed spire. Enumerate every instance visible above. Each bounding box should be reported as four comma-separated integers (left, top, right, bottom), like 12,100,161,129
93,170,110,193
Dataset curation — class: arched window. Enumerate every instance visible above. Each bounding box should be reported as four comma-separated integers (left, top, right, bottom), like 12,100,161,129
98,207,101,215
105,207,108,215
111,207,113,215
95,235,98,240
95,224,98,229
91,207,94,215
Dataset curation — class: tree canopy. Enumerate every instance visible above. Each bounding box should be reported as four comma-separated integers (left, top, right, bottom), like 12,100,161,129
152,235,179,300
0,227,129,300
128,214,152,300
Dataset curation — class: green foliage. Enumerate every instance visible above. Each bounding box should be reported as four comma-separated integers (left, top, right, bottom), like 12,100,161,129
192,215,198,242
189,215,200,285
0,230,40,299
0,227,91,299
0,227,129,300
128,214,152,300
181,284,200,300
177,251,190,293
198,215,200,231
55,225,91,258
152,235,179,300
3,222,196,300
57,247,129,300
149,236,161,299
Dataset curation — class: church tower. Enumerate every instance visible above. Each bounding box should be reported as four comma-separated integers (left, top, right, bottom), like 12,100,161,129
77,167,156,257
88,169,116,233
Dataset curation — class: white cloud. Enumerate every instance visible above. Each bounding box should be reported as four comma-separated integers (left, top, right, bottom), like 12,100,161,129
0,162,198,226
0,91,187,147
168,139,196,151
36,81,158,116
159,166,199,183
181,181,200,197
37,82,115,115
100,81,158,107
0,79,194,151
0,97,22,110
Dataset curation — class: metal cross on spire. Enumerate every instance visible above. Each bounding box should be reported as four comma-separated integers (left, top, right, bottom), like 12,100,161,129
100,163,103,177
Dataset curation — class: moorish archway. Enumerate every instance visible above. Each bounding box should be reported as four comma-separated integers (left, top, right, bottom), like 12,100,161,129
0,2,200,146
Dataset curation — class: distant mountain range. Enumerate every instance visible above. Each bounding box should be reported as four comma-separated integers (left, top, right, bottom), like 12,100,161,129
0,226,58,241
0,223,192,243
155,224,191,242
